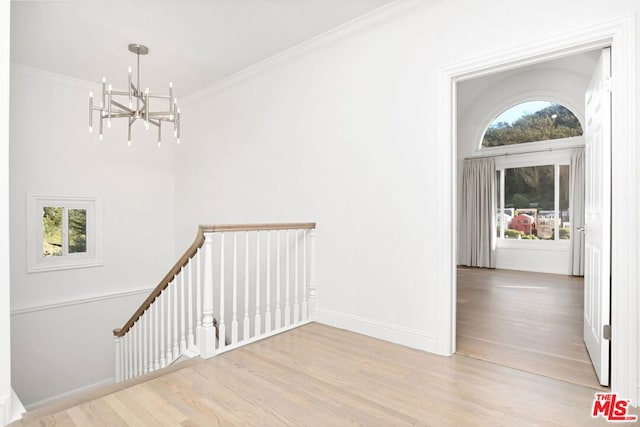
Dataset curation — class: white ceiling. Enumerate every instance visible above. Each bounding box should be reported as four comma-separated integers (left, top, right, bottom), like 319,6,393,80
10,0,396,95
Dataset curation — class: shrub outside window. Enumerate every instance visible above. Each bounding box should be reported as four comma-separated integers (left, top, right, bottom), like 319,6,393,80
482,101,583,148
28,195,102,273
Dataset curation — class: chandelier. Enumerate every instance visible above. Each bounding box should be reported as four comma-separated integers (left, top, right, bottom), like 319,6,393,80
88,43,180,146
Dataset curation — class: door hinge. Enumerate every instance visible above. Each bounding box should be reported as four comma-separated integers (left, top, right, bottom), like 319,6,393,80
604,76,612,93
603,324,611,340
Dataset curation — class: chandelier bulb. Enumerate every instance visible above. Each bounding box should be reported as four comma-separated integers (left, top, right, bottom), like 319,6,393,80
145,121,149,131
102,77,106,83
128,140,132,147
108,120,112,129
99,134,103,141
169,82,173,88
158,141,161,148
89,126,93,134
176,138,180,144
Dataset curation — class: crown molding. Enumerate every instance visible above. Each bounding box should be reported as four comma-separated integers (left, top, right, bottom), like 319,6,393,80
184,0,443,104
10,62,96,89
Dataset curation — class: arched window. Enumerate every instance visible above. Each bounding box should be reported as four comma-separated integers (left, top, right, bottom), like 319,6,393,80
482,101,583,148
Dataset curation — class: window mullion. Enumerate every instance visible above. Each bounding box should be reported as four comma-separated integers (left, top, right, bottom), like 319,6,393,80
500,169,505,239
554,164,560,241
62,207,69,256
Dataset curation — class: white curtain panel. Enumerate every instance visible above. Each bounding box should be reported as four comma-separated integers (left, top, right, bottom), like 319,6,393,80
461,157,496,268
569,147,585,276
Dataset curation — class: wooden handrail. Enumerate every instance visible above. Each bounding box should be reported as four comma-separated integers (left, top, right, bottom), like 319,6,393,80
113,222,316,337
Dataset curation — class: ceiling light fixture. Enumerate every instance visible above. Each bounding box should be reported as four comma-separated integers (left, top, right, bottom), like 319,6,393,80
88,43,180,147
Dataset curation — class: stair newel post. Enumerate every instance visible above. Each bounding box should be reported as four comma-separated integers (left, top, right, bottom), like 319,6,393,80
294,229,300,323
196,248,202,344
219,232,226,350
187,261,195,351
254,231,262,336
159,292,166,368
143,310,149,374
114,335,122,383
308,228,317,320
153,302,159,371
302,229,308,320
165,286,173,365
180,268,187,353
132,326,138,378
275,230,282,329
199,232,216,358
231,232,239,344
243,231,250,340
172,278,179,360
285,229,291,326
265,230,272,333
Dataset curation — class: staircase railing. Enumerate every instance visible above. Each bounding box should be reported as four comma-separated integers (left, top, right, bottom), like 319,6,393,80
113,222,317,383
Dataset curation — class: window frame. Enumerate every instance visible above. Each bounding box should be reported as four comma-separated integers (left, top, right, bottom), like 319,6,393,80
495,148,575,249
27,194,103,273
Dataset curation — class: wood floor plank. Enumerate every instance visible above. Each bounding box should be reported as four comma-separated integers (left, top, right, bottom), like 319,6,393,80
456,267,604,390
18,323,624,426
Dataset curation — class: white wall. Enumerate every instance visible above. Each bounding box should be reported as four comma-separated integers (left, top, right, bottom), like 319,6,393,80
176,0,640,356
9,66,176,406
1,0,12,424
456,57,595,274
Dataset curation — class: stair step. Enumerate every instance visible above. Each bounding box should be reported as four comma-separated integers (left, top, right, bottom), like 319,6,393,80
16,357,204,425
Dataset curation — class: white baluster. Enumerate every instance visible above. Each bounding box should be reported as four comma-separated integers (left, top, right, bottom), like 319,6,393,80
231,232,239,344
294,230,300,323
199,233,216,358
114,336,122,383
285,230,291,326
275,230,282,329
219,233,226,350
180,269,187,353
265,231,272,333
302,229,308,320
309,228,317,319
187,261,195,351
196,248,202,343
243,231,250,340
160,291,167,368
255,231,262,335
172,280,180,360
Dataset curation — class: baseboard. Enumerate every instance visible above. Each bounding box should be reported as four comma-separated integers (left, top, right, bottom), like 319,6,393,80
0,393,7,426
314,308,440,354
9,389,25,424
25,378,114,411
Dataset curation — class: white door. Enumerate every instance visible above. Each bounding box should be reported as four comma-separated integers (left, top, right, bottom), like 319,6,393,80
583,47,612,387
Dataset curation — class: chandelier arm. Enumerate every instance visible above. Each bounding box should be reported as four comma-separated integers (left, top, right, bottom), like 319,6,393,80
110,100,135,114
109,89,131,97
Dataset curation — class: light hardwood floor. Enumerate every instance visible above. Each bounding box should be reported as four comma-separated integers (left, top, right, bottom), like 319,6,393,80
456,267,604,390
15,323,622,426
